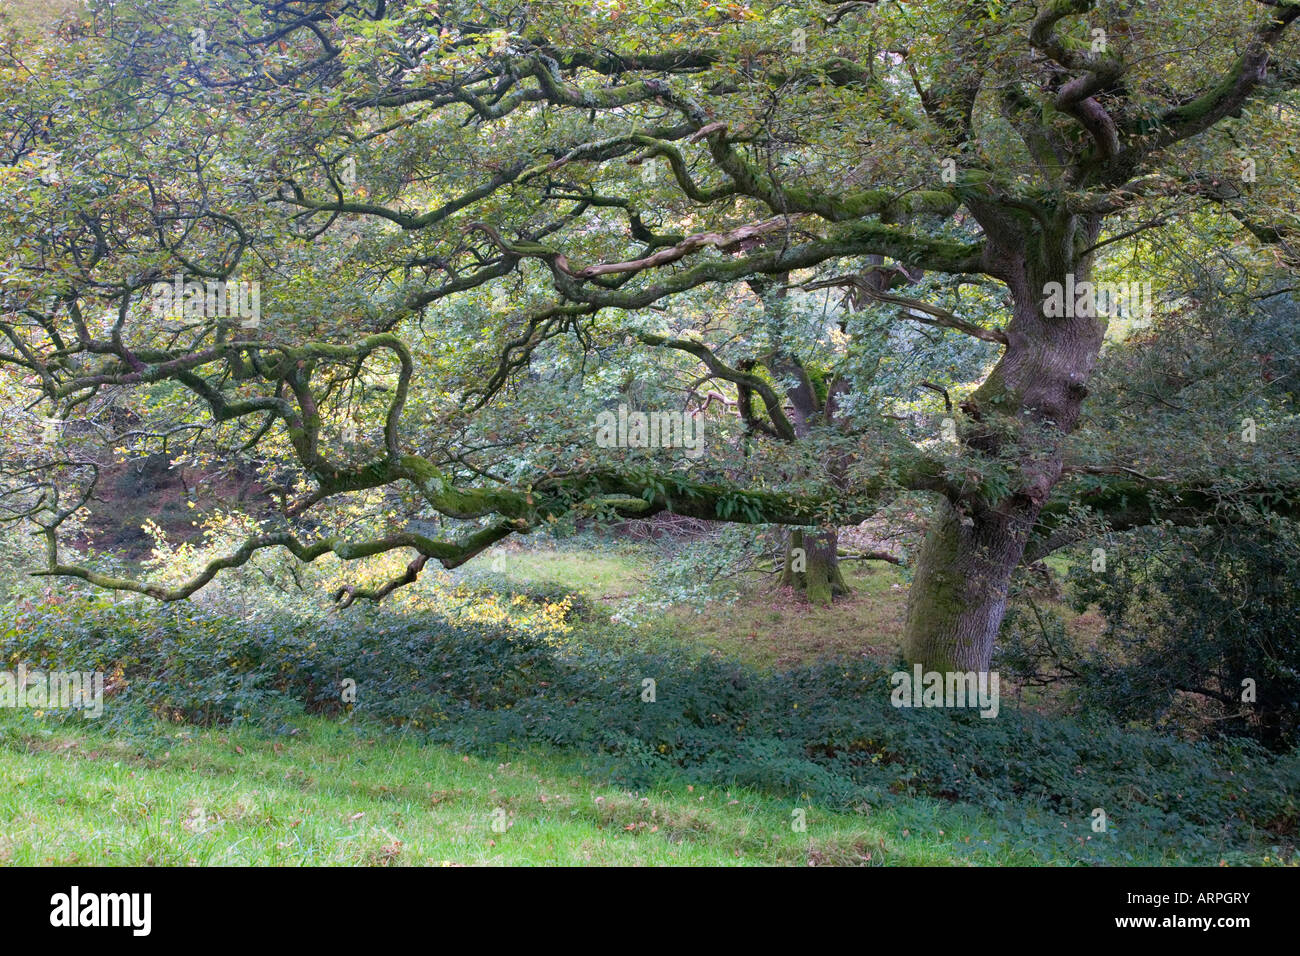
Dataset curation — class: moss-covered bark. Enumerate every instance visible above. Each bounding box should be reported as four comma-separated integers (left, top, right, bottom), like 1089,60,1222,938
902,498,1031,671
902,217,1107,671
781,528,850,606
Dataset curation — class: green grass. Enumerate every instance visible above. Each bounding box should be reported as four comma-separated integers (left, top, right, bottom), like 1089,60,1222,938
475,543,646,602
655,562,910,670
463,540,911,668
0,712,1044,866
3,541,1283,866
471,542,1099,673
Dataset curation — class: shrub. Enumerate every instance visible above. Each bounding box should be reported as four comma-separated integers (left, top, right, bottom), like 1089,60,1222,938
1002,518,1300,750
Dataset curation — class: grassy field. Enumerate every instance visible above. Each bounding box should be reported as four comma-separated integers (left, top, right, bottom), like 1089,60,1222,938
470,538,921,668
662,562,910,669
475,539,1100,676
0,712,1044,866
0,540,1091,867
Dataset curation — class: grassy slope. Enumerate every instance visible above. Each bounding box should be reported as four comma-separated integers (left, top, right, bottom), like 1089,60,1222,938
0,712,1041,866
0,542,1214,866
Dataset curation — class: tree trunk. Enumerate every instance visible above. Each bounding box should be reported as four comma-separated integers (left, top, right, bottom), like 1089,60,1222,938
748,275,854,607
903,497,1037,671
782,527,850,606
903,216,1107,671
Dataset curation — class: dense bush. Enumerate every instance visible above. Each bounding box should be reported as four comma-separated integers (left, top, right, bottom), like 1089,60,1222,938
4,592,1296,862
1001,519,1300,750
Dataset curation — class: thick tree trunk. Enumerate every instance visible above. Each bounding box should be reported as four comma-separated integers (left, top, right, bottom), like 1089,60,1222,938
902,215,1107,671
903,498,1038,671
782,528,850,606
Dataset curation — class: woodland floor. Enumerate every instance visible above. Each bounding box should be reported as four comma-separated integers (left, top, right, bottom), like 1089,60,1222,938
1,541,1249,868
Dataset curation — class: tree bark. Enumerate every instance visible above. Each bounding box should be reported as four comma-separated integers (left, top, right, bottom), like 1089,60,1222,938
750,274,854,606
782,527,850,606
903,216,1106,671
903,497,1036,670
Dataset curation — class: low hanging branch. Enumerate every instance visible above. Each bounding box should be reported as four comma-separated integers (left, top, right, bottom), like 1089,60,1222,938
334,554,429,608
837,549,906,566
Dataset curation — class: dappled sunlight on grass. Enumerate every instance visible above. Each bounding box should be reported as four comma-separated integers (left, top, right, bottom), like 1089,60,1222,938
657,562,910,670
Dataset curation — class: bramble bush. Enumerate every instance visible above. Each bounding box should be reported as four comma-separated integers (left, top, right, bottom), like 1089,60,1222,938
1000,518,1300,751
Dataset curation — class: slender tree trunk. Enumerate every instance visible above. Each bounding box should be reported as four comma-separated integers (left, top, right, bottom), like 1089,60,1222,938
903,217,1106,671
